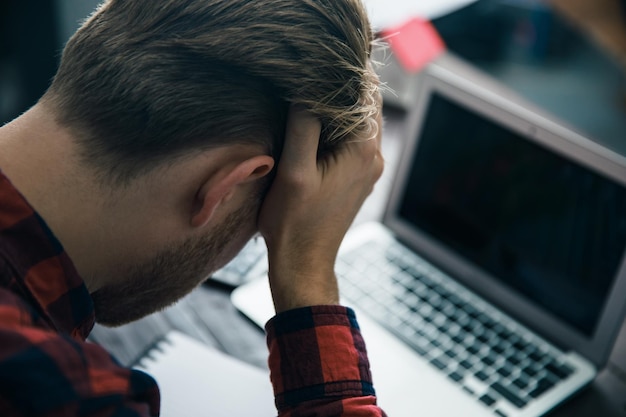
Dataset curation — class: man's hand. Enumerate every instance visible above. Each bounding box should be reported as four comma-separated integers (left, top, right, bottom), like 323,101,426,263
258,99,383,313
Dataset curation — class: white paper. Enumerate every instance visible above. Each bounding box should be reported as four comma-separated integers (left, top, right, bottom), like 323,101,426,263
135,331,275,417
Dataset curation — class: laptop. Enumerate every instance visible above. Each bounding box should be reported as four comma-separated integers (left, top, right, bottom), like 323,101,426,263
230,53,626,417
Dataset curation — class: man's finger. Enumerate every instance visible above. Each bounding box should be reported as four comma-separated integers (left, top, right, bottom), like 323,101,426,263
280,105,322,173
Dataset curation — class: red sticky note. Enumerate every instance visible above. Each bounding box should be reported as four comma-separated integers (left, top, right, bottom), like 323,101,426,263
381,17,446,73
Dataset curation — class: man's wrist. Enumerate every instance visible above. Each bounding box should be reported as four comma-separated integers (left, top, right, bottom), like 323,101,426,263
267,267,340,313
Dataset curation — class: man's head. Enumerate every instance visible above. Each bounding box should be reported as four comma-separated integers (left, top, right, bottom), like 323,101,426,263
9,0,378,326
44,0,378,185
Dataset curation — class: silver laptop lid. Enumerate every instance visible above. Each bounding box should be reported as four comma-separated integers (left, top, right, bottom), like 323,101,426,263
383,54,626,369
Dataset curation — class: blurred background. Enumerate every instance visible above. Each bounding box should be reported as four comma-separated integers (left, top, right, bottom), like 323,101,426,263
429,0,626,155
0,0,100,124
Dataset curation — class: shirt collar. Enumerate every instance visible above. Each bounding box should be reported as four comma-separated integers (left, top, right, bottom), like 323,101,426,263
0,172,95,339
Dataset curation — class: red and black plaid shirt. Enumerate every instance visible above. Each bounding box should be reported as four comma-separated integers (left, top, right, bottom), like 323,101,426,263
0,171,385,416
266,306,386,416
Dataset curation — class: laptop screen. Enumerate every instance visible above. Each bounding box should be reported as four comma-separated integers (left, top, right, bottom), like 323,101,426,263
398,93,626,337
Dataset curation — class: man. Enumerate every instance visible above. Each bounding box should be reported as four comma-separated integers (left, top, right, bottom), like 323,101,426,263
0,0,385,415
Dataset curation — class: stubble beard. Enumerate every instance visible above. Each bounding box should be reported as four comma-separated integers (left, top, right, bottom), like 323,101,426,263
91,204,257,327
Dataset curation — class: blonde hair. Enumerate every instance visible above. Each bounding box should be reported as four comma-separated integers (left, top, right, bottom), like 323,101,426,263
44,0,377,184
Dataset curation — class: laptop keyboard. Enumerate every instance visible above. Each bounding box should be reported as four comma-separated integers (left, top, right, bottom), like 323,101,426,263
209,237,268,287
336,240,577,415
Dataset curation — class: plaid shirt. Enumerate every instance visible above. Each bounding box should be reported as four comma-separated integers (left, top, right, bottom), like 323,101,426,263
266,306,386,416
0,171,385,416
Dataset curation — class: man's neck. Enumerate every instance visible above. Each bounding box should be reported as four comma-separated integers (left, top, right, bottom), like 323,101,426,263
0,105,71,211
0,104,105,291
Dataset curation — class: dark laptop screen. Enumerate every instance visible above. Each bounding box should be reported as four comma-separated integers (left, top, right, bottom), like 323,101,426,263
399,93,626,336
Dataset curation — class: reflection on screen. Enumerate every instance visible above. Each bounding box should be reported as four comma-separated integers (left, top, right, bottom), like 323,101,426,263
400,93,626,336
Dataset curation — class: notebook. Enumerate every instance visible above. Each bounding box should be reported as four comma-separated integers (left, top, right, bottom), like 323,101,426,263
134,331,275,417
231,53,626,417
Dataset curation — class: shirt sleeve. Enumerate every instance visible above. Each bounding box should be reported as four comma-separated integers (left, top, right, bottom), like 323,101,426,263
265,305,387,417
0,323,159,416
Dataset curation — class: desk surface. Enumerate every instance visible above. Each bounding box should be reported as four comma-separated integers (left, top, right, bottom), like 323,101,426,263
90,107,626,417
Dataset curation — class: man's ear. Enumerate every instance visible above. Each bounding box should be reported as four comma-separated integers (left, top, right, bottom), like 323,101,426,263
190,155,274,228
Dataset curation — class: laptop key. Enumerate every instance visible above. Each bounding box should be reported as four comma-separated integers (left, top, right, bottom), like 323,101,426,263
543,370,561,385
475,370,490,382
506,352,523,366
468,344,481,355
479,314,497,329
527,348,546,363
496,364,513,378
545,361,574,380
492,343,506,354
437,323,450,334
497,328,514,341
461,322,475,333
492,323,506,335
430,339,442,348
477,333,490,343
431,357,448,371
452,333,466,344
529,377,555,398
449,371,464,382
464,305,480,318
511,337,530,352
512,375,531,390
448,293,465,309
522,364,540,377
481,353,497,367
445,349,458,359
491,382,527,408
479,393,496,406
